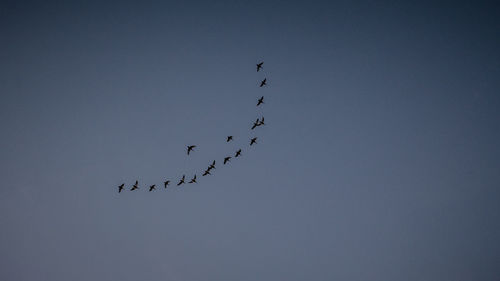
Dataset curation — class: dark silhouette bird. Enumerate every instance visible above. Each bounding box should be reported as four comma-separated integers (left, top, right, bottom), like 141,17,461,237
208,160,216,170
202,170,211,176
164,180,170,188
259,117,265,126
189,175,197,183
149,185,156,192
131,180,139,191
251,118,260,130
250,137,258,146
226,136,233,142
177,175,185,186
260,78,267,87
118,183,124,193
257,96,264,106
235,149,242,157
224,156,232,164
187,145,196,155
256,62,263,72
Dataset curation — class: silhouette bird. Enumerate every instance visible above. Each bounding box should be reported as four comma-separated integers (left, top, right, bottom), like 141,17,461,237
131,180,139,191
235,149,242,157
149,185,156,192
250,137,258,146
224,156,232,164
251,118,260,130
118,183,124,193
164,180,170,188
257,96,264,106
208,160,216,170
177,175,185,186
227,136,233,142
256,62,263,72
189,175,197,183
187,145,196,155
259,117,265,126
260,78,267,87
202,170,211,176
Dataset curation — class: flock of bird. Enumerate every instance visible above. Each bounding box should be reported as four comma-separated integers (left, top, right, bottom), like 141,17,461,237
117,61,268,193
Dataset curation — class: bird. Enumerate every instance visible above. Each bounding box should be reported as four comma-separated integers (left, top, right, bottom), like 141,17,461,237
251,118,260,130
187,145,196,155
208,160,216,170
189,175,197,183
224,156,232,164
235,149,242,157
177,175,185,186
118,183,124,193
257,96,264,106
226,136,233,142
131,180,139,191
260,78,267,87
259,117,265,126
149,185,156,192
202,170,211,176
256,62,263,72
250,137,258,146
163,180,170,188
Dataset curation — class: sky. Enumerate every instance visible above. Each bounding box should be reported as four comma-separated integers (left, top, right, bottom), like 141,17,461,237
1,1,499,280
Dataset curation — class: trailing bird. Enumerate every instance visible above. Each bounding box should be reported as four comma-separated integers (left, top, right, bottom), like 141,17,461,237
131,180,139,191
187,145,196,155
177,175,185,186
257,96,264,106
224,156,232,164
118,183,124,193
260,78,267,87
164,180,170,188
189,175,197,183
256,62,263,72
208,160,216,170
259,117,265,126
250,137,258,146
227,136,233,142
251,118,260,130
235,149,242,157
202,170,211,176
149,185,156,192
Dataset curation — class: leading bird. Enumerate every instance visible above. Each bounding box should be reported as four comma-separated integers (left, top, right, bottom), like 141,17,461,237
187,145,196,155
256,62,263,72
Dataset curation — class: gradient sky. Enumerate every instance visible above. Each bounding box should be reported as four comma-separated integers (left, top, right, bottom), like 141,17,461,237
1,1,500,280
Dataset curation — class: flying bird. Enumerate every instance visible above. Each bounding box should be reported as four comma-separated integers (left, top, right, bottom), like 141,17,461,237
256,62,263,72
118,183,124,193
257,96,264,106
224,156,232,164
189,175,197,183
250,137,258,146
235,149,242,157
187,145,196,155
202,170,211,176
208,160,216,170
149,185,156,192
164,180,170,188
131,180,139,191
259,117,265,126
251,118,260,130
177,175,185,186
259,78,267,87
226,136,233,142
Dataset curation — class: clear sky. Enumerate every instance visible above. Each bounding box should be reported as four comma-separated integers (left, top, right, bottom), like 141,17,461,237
1,1,499,280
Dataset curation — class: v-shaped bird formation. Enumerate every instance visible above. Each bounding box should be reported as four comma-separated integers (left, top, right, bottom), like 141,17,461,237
117,61,268,193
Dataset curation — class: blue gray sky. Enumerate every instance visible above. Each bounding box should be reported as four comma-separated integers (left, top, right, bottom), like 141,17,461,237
1,1,500,280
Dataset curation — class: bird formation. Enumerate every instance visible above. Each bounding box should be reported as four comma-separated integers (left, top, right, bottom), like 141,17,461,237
117,61,268,193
